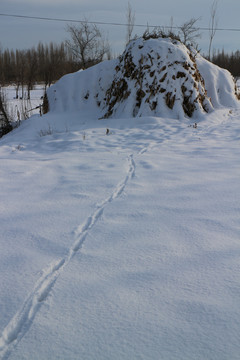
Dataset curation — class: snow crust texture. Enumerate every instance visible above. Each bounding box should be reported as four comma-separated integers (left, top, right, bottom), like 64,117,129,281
0,148,135,359
47,37,239,120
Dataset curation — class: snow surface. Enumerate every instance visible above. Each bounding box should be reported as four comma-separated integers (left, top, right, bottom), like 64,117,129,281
1,45,240,359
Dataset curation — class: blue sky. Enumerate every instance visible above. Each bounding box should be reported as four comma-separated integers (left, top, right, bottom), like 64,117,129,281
0,0,240,55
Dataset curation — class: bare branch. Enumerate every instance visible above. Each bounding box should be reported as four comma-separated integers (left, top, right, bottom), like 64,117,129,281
66,19,110,69
208,0,219,60
126,1,135,44
178,17,201,47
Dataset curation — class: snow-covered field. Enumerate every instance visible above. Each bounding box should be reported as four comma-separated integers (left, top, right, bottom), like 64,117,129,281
3,85,45,122
1,106,240,359
1,39,240,359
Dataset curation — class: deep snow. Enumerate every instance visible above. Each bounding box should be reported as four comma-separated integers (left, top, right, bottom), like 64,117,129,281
0,39,240,359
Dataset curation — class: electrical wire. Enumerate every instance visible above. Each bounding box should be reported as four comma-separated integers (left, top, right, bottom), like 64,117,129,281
0,12,240,32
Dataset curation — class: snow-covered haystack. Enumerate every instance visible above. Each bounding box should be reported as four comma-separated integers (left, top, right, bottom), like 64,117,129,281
46,36,239,119
102,37,214,119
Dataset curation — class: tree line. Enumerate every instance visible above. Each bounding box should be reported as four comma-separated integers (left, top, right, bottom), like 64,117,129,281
0,42,79,99
211,49,240,78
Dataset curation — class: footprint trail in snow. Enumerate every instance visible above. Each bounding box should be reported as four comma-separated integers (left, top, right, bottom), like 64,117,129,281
0,154,135,360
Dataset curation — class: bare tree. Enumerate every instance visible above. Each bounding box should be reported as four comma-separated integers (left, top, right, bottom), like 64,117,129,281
178,17,201,47
26,48,37,99
16,50,26,99
66,20,110,69
208,0,219,60
169,16,174,33
126,1,135,44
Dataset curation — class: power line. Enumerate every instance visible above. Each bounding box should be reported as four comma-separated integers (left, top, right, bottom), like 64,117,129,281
1,12,240,32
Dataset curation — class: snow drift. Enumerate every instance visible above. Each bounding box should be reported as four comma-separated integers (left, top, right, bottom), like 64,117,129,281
46,36,239,119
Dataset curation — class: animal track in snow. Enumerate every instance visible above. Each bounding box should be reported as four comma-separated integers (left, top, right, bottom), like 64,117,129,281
0,258,65,359
68,154,135,258
0,154,135,360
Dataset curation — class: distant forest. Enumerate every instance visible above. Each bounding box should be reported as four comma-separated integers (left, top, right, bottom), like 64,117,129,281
211,49,240,78
0,42,79,98
0,41,240,99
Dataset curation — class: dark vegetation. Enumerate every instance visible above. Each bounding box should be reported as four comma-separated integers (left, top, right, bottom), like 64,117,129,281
0,42,79,97
0,90,12,137
211,49,240,78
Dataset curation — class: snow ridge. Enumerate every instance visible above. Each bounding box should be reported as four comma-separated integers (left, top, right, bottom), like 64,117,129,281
0,155,135,360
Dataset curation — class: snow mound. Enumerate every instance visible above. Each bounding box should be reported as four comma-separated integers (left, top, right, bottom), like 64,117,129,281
46,59,117,117
47,37,239,119
196,55,240,108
